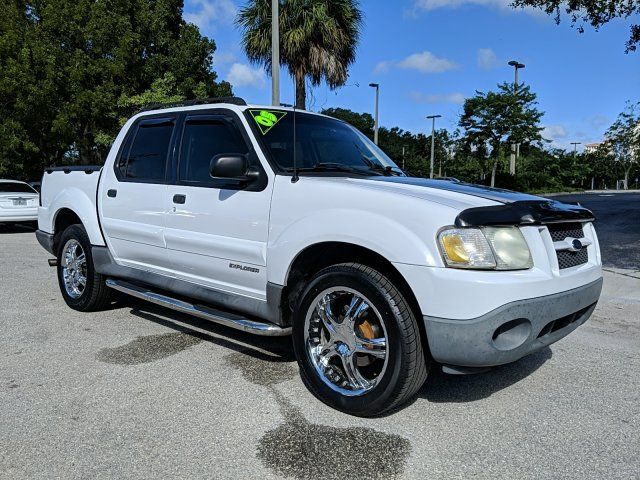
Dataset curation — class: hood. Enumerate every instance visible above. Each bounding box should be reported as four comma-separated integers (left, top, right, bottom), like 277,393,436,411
346,177,595,226
343,177,504,211
368,177,542,204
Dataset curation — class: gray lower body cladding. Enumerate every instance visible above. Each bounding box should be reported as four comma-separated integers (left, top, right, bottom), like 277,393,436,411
92,246,286,326
35,230,55,255
423,278,603,367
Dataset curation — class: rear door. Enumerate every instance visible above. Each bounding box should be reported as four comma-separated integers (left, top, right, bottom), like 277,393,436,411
98,115,176,273
164,110,273,300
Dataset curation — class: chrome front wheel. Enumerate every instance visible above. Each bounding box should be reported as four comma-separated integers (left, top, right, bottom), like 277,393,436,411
60,238,87,299
304,287,389,397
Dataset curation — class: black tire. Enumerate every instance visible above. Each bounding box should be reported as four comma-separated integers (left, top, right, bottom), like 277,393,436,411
292,263,429,417
56,224,112,311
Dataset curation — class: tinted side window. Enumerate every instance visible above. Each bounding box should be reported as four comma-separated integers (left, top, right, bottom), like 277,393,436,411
123,120,174,181
179,118,248,184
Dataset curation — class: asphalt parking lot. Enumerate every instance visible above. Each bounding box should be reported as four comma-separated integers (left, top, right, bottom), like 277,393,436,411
1,194,639,479
552,192,640,270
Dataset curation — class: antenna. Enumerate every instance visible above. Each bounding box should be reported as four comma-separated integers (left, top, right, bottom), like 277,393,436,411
292,103,298,183
281,102,299,183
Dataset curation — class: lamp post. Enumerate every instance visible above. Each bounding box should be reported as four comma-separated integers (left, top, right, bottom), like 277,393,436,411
369,83,380,145
570,142,581,155
271,0,280,106
508,60,525,175
426,114,441,179
402,145,406,170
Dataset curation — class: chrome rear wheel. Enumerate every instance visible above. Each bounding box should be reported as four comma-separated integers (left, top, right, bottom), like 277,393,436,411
61,238,87,299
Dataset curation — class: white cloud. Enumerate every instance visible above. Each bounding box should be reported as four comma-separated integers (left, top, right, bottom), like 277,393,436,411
542,124,568,140
397,51,458,73
414,0,511,11
410,0,545,17
409,91,466,104
227,63,266,89
374,61,393,74
477,48,497,70
212,51,236,68
184,0,236,31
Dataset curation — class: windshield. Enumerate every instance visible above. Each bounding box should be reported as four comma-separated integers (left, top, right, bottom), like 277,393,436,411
0,182,37,193
245,109,403,175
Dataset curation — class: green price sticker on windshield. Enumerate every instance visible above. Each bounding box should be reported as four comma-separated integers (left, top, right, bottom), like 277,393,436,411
250,109,287,135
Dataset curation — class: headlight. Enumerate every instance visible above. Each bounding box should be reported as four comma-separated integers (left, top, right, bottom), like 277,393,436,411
438,226,532,270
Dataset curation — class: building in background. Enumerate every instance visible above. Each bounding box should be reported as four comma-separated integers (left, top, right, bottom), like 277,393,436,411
584,142,602,154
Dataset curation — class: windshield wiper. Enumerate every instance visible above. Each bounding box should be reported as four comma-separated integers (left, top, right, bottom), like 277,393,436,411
352,143,402,176
365,163,403,176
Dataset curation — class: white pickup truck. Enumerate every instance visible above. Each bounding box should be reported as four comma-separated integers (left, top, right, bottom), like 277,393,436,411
36,98,603,416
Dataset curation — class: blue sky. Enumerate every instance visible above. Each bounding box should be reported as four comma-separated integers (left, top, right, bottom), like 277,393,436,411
184,0,639,151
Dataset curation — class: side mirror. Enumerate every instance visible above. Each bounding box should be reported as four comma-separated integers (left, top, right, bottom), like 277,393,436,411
209,154,259,184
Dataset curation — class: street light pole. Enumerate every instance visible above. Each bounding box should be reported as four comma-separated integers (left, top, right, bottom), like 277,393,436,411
369,83,380,145
508,60,525,175
271,0,280,106
426,114,442,179
570,142,581,155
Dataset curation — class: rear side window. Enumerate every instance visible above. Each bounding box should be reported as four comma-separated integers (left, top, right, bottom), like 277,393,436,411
119,118,175,181
178,117,248,185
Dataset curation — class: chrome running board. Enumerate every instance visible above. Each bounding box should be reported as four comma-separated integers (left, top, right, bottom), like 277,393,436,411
105,279,291,337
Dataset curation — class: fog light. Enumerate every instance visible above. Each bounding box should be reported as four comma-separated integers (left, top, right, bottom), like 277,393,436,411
492,318,531,351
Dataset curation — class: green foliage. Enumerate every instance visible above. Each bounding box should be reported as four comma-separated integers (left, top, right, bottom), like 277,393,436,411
0,0,231,180
511,0,640,53
237,0,363,109
321,99,639,193
459,82,544,186
599,101,640,188
321,108,374,135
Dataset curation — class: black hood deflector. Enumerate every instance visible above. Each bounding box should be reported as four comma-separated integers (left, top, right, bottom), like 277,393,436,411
369,177,595,226
455,200,595,227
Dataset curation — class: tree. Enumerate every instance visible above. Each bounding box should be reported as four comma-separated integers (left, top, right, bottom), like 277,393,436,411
321,107,374,136
459,82,544,187
601,101,639,189
237,0,363,109
0,0,231,180
511,0,640,53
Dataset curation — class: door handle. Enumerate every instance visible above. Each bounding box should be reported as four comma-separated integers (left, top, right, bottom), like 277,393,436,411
173,194,186,204
107,189,117,198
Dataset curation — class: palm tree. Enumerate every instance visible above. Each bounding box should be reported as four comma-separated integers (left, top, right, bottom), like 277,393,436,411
237,0,363,109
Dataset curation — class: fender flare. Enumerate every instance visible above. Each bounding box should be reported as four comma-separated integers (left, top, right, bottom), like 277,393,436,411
50,187,105,246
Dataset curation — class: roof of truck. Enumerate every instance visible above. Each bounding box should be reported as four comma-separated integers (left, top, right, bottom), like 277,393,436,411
135,97,326,118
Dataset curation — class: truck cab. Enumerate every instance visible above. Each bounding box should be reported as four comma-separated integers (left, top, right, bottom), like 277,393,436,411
36,98,603,416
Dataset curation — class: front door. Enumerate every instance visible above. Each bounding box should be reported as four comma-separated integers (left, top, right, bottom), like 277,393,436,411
98,115,176,274
164,111,273,301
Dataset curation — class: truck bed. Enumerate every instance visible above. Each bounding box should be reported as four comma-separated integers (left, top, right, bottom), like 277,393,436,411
38,166,104,245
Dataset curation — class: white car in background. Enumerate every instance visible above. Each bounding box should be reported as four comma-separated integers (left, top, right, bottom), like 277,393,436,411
0,180,39,225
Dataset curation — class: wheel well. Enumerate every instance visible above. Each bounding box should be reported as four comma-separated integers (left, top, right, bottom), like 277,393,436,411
53,208,82,253
282,242,424,329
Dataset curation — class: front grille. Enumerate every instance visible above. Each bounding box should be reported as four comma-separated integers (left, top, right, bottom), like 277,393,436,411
546,222,589,269
556,248,589,269
547,223,585,242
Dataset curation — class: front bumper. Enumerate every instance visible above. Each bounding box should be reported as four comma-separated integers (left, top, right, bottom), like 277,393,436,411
423,277,603,367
